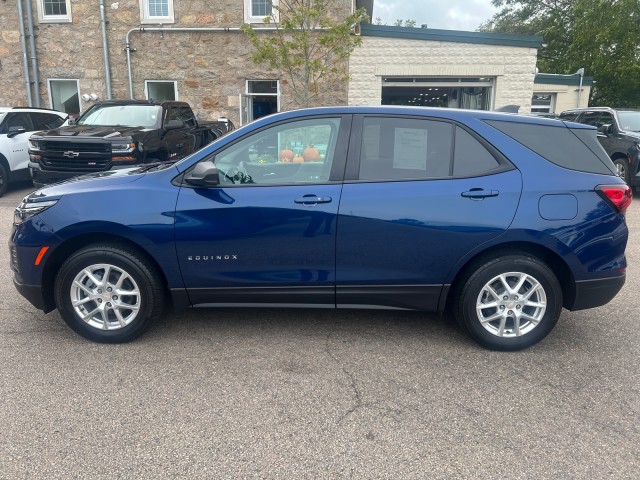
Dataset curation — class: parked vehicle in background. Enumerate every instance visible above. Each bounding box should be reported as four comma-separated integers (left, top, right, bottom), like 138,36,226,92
0,107,67,196
559,107,640,189
11,106,629,350
28,100,234,187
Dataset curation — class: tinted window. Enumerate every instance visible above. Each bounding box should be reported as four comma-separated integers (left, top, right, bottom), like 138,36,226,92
581,112,601,127
486,120,613,175
453,127,500,176
571,129,616,174
598,112,615,128
358,117,452,181
179,107,197,128
31,112,65,130
559,111,580,122
210,117,341,185
0,112,34,133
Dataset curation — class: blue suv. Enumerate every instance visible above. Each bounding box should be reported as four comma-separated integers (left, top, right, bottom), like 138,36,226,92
10,107,630,350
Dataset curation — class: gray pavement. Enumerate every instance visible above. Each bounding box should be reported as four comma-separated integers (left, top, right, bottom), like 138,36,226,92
1,181,638,479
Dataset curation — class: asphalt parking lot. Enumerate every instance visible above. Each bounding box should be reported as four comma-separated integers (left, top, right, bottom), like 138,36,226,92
1,181,638,479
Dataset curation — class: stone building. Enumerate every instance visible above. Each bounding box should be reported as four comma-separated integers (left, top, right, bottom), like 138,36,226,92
1,0,353,125
3,0,571,124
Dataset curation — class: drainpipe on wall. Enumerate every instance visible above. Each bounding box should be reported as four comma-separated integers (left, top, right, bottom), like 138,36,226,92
124,26,279,99
99,0,113,99
24,0,41,107
16,0,33,107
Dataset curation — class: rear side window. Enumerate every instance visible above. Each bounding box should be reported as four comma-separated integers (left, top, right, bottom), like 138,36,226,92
453,127,500,176
486,120,614,175
358,117,452,180
356,117,505,181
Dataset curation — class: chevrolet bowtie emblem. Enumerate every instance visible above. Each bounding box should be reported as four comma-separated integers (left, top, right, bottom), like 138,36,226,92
63,151,80,158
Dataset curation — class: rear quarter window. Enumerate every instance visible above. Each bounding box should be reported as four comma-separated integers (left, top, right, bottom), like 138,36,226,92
485,120,615,175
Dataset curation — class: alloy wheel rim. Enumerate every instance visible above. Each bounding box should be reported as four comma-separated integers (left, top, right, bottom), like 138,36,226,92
70,263,141,330
616,163,626,179
476,272,547,338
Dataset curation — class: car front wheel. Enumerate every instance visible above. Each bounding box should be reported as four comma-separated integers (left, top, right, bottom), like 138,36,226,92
454,254,562,351
54,244,164,343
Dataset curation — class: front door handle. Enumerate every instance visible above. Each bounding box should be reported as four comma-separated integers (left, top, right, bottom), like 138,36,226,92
461,188,499,199
295,194,332,206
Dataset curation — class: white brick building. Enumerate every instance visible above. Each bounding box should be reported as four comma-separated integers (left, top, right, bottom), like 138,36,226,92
349,24,544,113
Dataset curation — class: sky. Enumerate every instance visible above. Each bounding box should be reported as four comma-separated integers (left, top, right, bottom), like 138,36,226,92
373,0,499,31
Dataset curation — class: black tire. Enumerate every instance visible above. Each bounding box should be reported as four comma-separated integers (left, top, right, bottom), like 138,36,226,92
54,244,164,343
613,159,629,184
454,254,562,351
0,162,8,197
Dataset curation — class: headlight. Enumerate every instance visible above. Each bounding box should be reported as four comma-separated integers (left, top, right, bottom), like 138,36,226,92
111,142,135,153
28,138,40,151
14,198,58,225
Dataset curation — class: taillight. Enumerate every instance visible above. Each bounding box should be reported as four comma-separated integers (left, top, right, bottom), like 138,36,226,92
596,184,633,213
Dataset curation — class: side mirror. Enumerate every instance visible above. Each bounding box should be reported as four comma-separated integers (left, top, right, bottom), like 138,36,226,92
598,123,615,136
164,119,185,131
7,126,26,138
67,117,76,125
184,161,220,187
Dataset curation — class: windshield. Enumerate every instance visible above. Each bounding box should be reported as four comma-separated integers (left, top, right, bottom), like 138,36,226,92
617,111,640,132
77,104,161,128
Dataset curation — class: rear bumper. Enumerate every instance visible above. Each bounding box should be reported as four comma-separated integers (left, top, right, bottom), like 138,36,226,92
569,275,625,311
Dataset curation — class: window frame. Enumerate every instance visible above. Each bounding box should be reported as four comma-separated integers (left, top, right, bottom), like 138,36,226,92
345,115,512,183
145,80,178,101
181,115,352,188
36,0,72,24
47,78,81,115
244,0,279,23
139,0,175,24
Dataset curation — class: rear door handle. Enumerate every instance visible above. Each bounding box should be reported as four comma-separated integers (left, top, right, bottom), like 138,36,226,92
461,188,499,199
295,194,332,206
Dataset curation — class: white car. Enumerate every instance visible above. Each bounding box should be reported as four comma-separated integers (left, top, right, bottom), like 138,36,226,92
0,107,67,196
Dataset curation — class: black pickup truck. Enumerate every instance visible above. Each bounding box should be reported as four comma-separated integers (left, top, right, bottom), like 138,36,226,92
28,100,233,187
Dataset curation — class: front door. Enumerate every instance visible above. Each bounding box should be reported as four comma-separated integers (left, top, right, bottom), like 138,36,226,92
175,115,351,306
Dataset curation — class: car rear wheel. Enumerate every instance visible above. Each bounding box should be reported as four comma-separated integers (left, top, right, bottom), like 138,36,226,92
54,244,164,343
454,254,562,351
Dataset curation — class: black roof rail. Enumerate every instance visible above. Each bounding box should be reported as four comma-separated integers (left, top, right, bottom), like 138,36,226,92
11,106,65,112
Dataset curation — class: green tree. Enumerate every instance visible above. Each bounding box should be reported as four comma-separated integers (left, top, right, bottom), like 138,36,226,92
242,0,369,108
480,0,640,107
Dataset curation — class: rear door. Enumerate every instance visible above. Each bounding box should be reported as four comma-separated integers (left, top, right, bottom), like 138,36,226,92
1,111,34,171
336,115,522,310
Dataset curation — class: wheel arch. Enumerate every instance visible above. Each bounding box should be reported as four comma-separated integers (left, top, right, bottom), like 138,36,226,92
41,233,171,312
445,241,576,312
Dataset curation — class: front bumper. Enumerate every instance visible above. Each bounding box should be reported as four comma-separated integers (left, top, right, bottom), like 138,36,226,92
29,161,84,187
13,277,53,313
569,274,626,311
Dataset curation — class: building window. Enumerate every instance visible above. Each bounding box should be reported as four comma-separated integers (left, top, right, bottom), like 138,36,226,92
37,0,72,23
244,0,279,23
145,81,178,101
241,80,279,125
140,0,174,24
48,79,81,115
531,93,555,114
381,77,494,111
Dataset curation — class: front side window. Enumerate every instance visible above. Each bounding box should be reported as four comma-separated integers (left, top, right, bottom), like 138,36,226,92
31,112,66,131
140,0,174,24
244,0,279,23
37,0,72,23
0,112,34,134
205,117,341,185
